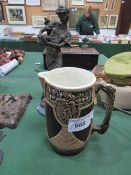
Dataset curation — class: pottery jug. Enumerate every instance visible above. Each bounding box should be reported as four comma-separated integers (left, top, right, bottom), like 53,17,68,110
38,67,115,155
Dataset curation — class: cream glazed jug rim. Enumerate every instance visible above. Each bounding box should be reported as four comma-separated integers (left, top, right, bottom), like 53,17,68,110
38,67,96,91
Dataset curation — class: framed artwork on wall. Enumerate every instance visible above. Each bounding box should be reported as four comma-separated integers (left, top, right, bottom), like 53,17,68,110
50,15,60,22
108,15,118,28
86,0,103,2
42,0,69,11
99,15,109,28
32,15,47,27
26,0,41,6
0,2,4,22
69,8,84,29
6,6,26,24
91,8,99,21
110,0,116,10
104,0,110,10
7,0,25,4
70,0,85,6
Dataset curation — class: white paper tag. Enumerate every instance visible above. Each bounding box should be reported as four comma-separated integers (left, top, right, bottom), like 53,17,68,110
68,110,94,132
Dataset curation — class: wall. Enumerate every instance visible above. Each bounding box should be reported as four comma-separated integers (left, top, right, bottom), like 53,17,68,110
0,0,121,25
1,0,131,36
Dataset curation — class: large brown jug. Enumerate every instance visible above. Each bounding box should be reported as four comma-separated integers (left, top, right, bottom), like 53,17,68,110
38,67,115,155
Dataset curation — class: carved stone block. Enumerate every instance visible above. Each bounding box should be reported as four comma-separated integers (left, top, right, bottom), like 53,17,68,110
0,94,32,129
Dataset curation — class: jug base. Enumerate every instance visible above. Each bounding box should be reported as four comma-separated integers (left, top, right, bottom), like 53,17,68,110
50,142,87,156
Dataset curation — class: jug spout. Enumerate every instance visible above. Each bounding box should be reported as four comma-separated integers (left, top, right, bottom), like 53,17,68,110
38,72,48,90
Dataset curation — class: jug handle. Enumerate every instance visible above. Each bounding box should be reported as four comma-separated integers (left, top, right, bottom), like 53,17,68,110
92,81,116,134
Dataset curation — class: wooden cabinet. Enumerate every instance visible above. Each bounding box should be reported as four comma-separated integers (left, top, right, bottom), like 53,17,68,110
43,47,100,70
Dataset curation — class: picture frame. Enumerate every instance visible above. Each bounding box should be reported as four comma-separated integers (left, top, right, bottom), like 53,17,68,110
108,15,118,28
0,2,4,22
25,0,41,6
70,0,85,6
6,6,26,25
41,0,69,11
7,0,25,4
104,0,110,10
50,15,60,22
32,15,47,27
92,9,99,21
69,8,84,29
86,0,103,2
99,15,109,28
110,0,116,11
